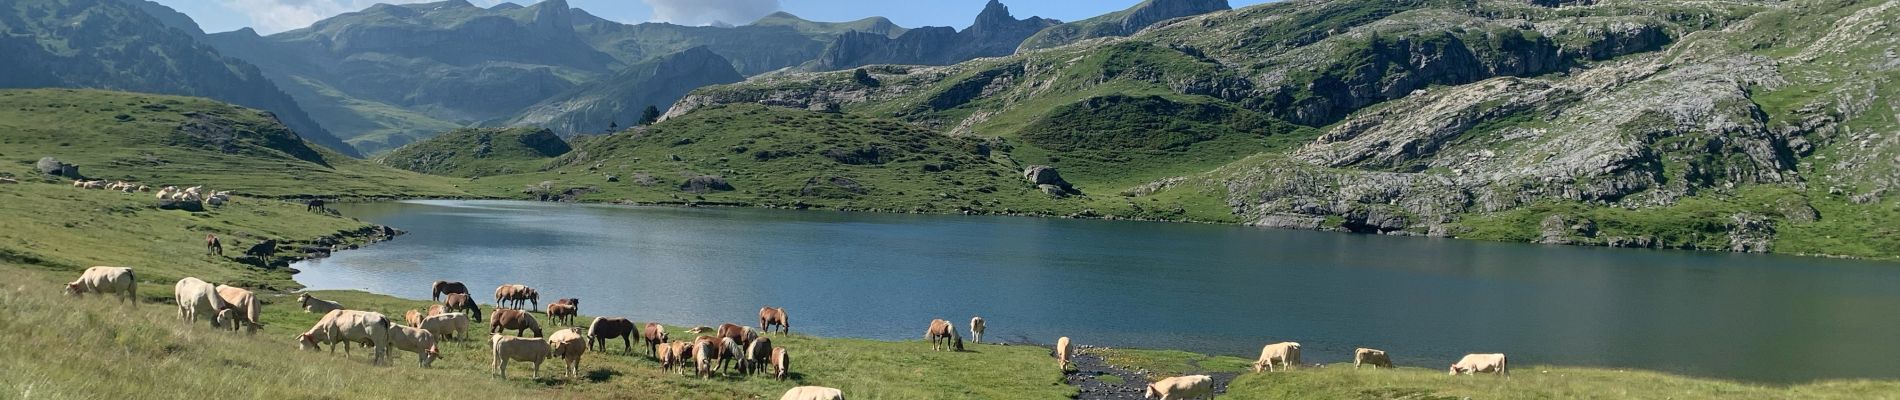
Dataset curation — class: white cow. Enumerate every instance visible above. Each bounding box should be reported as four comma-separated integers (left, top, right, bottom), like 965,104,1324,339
64,266,137,303
173,277,230,329
297,310,393,365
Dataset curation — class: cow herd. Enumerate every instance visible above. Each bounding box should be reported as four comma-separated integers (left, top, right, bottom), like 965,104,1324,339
61,267,1506,400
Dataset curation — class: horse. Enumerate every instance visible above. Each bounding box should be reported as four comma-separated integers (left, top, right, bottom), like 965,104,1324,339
430,281,468,302
926,319,964,351
205,234,223,256
759,306,790,334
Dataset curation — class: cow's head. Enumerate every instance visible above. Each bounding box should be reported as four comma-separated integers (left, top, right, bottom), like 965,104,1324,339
1448,365,1462,375
296,333,319,351
423,346,441,367
1143,383,1159,399
62,282,82,296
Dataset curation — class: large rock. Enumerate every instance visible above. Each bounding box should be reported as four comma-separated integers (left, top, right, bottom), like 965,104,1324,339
36,157,81,179
1023,165,1072,189
1728,213,1775,253
679,175,734,194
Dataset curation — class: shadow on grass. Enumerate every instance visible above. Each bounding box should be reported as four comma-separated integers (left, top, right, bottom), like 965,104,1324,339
585,368,622,383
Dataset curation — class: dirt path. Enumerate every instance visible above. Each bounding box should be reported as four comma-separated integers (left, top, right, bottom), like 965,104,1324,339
1065,346,1240,399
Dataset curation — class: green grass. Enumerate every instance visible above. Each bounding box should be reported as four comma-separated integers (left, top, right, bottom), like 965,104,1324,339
0,89,468,198
378,127,572,178
1222,364,1900,400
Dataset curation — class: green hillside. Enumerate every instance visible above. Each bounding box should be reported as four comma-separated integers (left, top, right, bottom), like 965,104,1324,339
379,127,572,178
0,89,463,198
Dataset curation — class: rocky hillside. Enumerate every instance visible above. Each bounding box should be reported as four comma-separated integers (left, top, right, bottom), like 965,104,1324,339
378,127,571,178
0,0,358,157
0,89,462,197
1017,0,1230,51
801,0,1060,71
506,47,744,136
662,0,1900,258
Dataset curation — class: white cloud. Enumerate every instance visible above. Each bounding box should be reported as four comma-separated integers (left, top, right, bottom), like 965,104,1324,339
641,0,778,26
217,0,515,34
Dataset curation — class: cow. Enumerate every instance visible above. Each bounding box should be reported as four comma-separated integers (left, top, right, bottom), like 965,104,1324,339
492,334,550,380
925,319,963,352
297,310,393,365
548,328,588,380
205,234,223,256
421,312,471,341
545,303,577,326
970,316,986,344
173,277,230,329
1056,336,1074,370
306,199,326,212
1143,375,1213,400
779,386,844,400
388,324,442,368
298,293,344,314
63,266,136,303
759,306,790,334
214,285,263,334
1253,342,1302,372
490,308,544,338
430,281,468,302
584,317,637,354
244,239,278,260
1355,348,1393,369
444,293,482,322
1450,353,1508,376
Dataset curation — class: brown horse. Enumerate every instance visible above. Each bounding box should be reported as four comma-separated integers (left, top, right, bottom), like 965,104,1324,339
759,306,790,334
545,303,577,326
741,337,773,375
587,317,638,354
205,234,223,256
443,293,482,322
642,323,669,357
493,284,539,310
926,319,963,351
430,281,468,302
489,309,543,337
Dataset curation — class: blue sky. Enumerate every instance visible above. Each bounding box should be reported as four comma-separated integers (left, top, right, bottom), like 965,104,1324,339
154,0,1272,35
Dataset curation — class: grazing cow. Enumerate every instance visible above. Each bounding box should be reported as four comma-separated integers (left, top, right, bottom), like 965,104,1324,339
298,293,344,314
205,234,223,256
63,266,136,303
490,309,544,337
770,347,790,381
405,309,424,327
492,334,550,380
639,322,668,356
244,240,278,260
1253,342,1302,372
306,199,326,212
545,303,577,326
426,304,447,317
214,285,263,334
970,316,986,344
925,319,963,352
443,293,482,322
1056,336,1074,370
779,386,844,400
173,277,230,329
1355,348,1393,369
742,337,773,376
493,284,539,310
584,317,637,354
430,281,468,302
759,306,790,334
421,312,471,341
1450,353,1508,376
548,328,588,380
297,310,393,365
693,337,717,379
1143,375,1213,400
388,324,442,368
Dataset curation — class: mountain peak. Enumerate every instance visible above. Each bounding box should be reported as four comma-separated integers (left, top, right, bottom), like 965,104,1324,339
531,0,574,34
974,0,1014,26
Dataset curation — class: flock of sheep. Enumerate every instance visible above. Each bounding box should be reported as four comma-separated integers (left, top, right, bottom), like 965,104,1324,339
69,179,234,207
60,264,1508,400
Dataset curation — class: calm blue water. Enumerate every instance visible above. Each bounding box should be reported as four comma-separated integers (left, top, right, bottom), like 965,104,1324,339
295,200,1900,383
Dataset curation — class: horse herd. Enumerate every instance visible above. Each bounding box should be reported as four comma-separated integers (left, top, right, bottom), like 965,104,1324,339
61,266,1508,400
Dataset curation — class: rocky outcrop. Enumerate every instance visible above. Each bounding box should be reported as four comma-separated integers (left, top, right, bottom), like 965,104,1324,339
804,0,1057,71
1019,0,1231,51
680,175,734,194
36,157,81,179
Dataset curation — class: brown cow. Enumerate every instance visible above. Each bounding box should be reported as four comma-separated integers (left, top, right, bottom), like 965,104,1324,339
586,317,638,354
489,309,544,338
759,306,790,334
546,303,577,326
642,323,669,357
444,293,482,322
925,319,963,352
431,281,468,302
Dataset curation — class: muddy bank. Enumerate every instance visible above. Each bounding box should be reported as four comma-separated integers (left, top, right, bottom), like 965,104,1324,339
1064,346,1239,400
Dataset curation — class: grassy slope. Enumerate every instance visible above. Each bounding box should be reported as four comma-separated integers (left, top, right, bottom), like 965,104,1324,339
377,127,570,178
0,89,467,198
